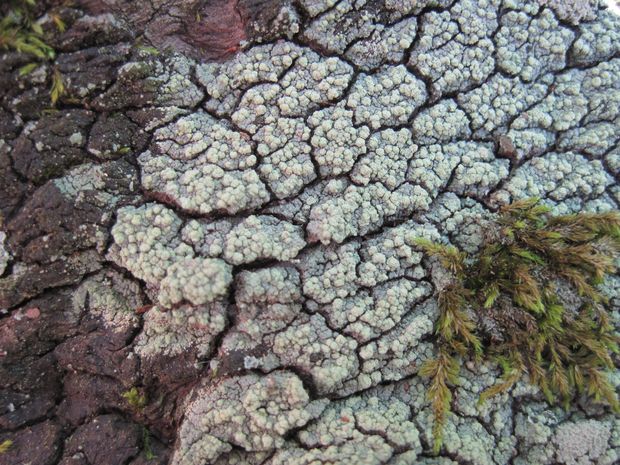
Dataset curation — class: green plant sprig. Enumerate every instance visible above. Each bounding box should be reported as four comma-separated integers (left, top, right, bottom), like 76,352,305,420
122,387,147,410
1,0,66,104
415,198,620,454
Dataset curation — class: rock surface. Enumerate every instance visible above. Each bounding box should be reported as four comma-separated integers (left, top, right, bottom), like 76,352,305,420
0,0,619,464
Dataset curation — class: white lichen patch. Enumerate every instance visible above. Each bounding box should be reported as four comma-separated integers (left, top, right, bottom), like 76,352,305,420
308,104,370,177
345,16,418,70
347,299,436,393
557,121,620,157
356,220,438,287
222,215,306,265
133,303,227,359
158,257,232,307
539,0,599,25
351,128,417,190
254,118,316,199
109,203,193,284
271,394,421,464
299,242,361,304
231,50,353,133
0,231,10,276
409,0,499,98
172,372,328,464
501,152,613,203
198,42,303,116
307,183,431,244
511,60,620,133
458,75,549,137
151,112,255,168
570,8,620,65
271,313,359,394
346,65,427,129
317,279,432,342
496,7,574,82
553,419,612,465
139,150,270,215
448,145,509,198
93,3,620,462
412,99,471,144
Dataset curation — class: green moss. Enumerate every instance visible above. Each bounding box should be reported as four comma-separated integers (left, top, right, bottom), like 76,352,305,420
122,387,147,410
1,0,65,104
415,198,620,454
1,0,55,59
142,426,156,460
0,439,12,453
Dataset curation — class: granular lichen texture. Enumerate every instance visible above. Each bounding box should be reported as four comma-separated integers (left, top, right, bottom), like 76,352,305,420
0,0,619,464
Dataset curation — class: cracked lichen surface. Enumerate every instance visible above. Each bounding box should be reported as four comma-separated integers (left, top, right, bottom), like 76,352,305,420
93,0,620,462
1,0,619,464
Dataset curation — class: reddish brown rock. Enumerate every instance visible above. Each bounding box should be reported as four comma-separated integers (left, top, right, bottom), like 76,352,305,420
60,415,141,465
0,420,62,465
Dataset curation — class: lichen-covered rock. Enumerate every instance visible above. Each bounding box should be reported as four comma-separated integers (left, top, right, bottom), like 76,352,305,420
351,299,436,392
346,65,427,129
271,394,421,464
570,8,620,65
351,129,417,190
511,59,620,133
458,75,549,137
215,266,359,395
109,203,193,285
4,0,620,463
298,241,361,304
70,270,142,333
138,112,271,215
557,121,620,157
254,118,315,199
500,152,613,204
412,99,471,144
134,303,227,358
553,419,612,465
222,215,306,265
314,278,431,343
300,1,418,70
231,50,353,133
172,372,328,464
141,149,269,214
158,257,232,307
538,0,600,24
92,54,203,110
307,104,370,177
356,221,438,287
307,182,431,244
409,0,499,99
496,7,574,82
0,231,9,275
197,42,302,116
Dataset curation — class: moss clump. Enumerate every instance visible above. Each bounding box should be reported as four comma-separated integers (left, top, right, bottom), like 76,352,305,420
416,198,620,454
142,426,156,460
1,0,65,104
0,0,55,59
0,439,12,453
122,387,147,410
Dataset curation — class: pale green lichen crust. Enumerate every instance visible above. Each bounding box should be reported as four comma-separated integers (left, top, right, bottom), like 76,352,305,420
98,0,620,463
0,231,9,276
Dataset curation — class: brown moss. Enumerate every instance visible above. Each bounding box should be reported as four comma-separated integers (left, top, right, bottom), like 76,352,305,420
415,198,620,453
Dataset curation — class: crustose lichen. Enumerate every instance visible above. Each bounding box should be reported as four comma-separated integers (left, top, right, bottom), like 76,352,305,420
415,198,620,453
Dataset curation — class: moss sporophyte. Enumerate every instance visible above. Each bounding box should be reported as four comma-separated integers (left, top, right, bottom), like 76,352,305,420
415,198,620,454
